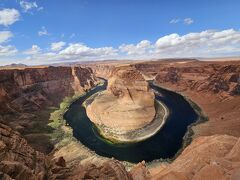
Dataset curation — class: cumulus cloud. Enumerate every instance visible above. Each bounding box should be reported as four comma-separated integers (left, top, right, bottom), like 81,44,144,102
0,45,18,56
38,26,49,36
0,9,20,26
119,40,151,55
23,45,41,55
184,18,194,25
0,31,13,44
59,43,117,57
51,41,66,51
12,29,240,65
155,29,240,57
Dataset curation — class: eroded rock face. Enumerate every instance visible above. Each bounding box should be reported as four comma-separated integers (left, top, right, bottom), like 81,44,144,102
135,60,240,139
141,62,240,96
0,65,96,109
1,60,240,179
0,122,144,180
0,66,97,114
87,67,155,133
152,135,240,180
0,122,50,179
2,120,240,180
0,66,98,154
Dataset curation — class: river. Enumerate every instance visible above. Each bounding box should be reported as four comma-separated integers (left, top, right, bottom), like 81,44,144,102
64,80,199,163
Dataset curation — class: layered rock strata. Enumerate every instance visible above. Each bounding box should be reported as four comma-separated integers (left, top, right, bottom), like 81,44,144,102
0,66,98,153
134,60,240,139
86,67,157,142
1,60,240,179
0,66,97,113
0,122,150,180
151,135,240,180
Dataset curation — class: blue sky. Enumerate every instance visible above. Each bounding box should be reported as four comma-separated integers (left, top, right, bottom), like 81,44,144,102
0,0,240,65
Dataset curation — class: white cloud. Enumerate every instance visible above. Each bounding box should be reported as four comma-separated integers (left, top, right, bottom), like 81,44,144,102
38,26,49,36
51,41,66,51
19,43,118,64
169,18,180,24
4,28,240,65
184,18,194,25
59,43,117,57
0,45,18,56
119,40,151,55
155,29,240,57
0,9,20,26
20,1,43,12
169,18,194,25
0,31,13,44
23,45,41,55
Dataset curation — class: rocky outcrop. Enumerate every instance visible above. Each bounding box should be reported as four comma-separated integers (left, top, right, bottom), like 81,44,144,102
0,66,98,153
134,60,240,139
0,122,51,179
84,64,115,78
0,122,149,180
86,67,156,142
0,66,97,114
151,135,240,180
135,61,240,96
2,119,240,180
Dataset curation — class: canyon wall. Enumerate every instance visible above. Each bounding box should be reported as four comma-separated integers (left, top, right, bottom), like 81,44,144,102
0,66,98,153
134,60,240,95
0,122,148,180
0,66,97,114
0,65,150,180
134,60,240,138
83,64,115,78
1,61,240,179
151,134,240,180
133,60,240,179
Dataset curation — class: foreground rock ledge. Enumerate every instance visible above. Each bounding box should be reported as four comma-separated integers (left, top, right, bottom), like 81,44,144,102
86,67,161,143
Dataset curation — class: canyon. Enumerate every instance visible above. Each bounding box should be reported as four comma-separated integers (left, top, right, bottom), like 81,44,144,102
0,66,97,154
0,59,240,179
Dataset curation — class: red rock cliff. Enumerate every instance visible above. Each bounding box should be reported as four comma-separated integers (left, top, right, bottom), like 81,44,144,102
0,66,97,114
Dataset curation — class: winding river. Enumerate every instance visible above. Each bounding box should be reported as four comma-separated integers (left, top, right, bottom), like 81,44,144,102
64,80,199,163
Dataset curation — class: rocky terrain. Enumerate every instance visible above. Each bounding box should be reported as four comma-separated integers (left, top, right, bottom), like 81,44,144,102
1,60,240,179
132,59,240,179
134,60,240,138
0,66,97,153
150,134,240,180
86,66,156,142
0,122,150,180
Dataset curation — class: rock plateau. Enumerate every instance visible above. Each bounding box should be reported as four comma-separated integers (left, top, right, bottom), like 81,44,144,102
86,67,156,141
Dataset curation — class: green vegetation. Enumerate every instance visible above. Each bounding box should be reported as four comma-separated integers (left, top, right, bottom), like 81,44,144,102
48,80,104,148
48,93,83,148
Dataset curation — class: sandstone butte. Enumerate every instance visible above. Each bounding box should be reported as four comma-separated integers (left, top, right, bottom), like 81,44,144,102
86,67,156,137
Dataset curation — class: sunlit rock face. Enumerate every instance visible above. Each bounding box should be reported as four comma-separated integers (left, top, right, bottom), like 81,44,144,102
86,67,155,132
0,66,97,114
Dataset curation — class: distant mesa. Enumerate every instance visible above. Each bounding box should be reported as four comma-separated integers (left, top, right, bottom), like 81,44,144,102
0,63,28,69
